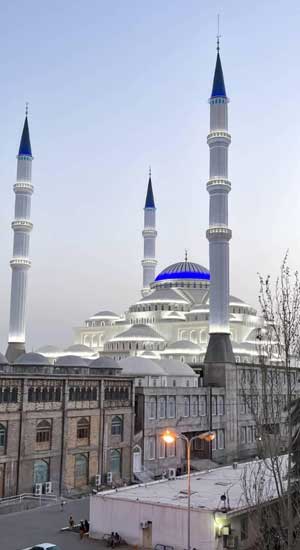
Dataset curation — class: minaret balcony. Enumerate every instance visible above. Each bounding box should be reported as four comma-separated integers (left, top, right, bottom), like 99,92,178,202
142,258,158,266
11,220,33,232
207,131,231,145
207,179,231,193
14,182,34,194
206,226,232,241
142,229,157,237
10,258,31,269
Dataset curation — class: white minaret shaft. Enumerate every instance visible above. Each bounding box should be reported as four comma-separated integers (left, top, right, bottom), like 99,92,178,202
6,115,33,362
206,48,232,338
141,169,157,296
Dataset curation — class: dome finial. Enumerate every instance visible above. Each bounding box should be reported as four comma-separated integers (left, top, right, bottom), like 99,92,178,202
25,102,29,117
216,14,221,52
185,249,188,263
149,165,151,179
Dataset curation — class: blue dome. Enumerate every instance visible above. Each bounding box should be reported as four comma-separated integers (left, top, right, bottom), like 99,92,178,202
155,261,210,282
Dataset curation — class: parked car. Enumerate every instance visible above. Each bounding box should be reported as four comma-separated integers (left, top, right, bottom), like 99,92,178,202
21,544,60,550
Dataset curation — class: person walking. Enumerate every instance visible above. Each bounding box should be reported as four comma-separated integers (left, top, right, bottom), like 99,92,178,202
79,520,85,539
69,515,75,529
84,519,89,533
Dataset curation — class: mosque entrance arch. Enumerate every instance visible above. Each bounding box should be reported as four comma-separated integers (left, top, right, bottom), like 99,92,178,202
133,445,142,473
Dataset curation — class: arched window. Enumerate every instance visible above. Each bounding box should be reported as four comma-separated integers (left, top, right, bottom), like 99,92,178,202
183,397,190,417
77,418,90,440
92,387,97,401
69,387,74,401
75,387,81,401
168,397,176,418
55,387,61,402
191,397,198,417
42,387,48,402
3,388,10,403
0,424,6,448
110,449,121,475
111,416,122,436
81,387,86,400
33,459,49,484
86,387,92,401
36,420,51,443
28,387,34,402
49,387,54,401
75,454,88,486
159,397,166,419
35,388,41,403
149,397,156,419
11,387,18,403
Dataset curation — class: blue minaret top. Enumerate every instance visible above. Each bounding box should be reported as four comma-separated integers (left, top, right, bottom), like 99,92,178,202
145,168,155,208
18,116,32,157
211,52,226,99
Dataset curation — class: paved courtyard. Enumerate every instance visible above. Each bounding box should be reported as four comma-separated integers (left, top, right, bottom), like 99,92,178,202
0,496,107,550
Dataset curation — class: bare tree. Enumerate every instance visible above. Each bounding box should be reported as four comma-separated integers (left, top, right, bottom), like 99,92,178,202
240,254,300,549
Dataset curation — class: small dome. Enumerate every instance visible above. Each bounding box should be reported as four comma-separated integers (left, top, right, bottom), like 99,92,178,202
0,352,8,365
89,310,120,319
110,324,164,342
90,356,122,369
65,344,92,353
55,355,89,367
157,358,197,376
165,340,200,352
155,261,210,282
15,352,50,366
119,357,165,377
37,345,61,354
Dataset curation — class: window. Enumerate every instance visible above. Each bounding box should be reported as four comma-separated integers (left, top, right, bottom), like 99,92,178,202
167,440,175,457
110,449,121,475
36,420,51,443
240,396,246,415
168,397,176,418
191,397,198,417
199,395,207,416
0,424,6,448
11,387,18,403
212,434,217,451
33,459,49,484
183,397,189,417
158,438,166,459
111,416,122,436
75,454,88,486
77,418,90,440
218,429,225,450
240,426,246,444
148,437,156,460
159,398,166,419
172,380,176,387
28,387,34,402
42,387,48,402
55,387,61,402
218,396,225,416
212,395,217,415
149,398,156,419
69,388,74,401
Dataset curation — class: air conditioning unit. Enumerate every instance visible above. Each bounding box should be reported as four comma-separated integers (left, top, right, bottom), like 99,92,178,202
140,521,149,529
106,472,113,484
95,474,101,487
168,468,176,480
45,481,52,494
34,483,43,496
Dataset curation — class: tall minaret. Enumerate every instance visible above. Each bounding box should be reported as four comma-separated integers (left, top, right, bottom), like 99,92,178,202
6,109,34,363
141,168,157,296
205,40,234,363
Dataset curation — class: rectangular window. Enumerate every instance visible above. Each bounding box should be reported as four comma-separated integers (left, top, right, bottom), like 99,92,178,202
218,396,225,416
148,437,155,460
191,397,198,417
167,441,175,457
240,396,246,415
218,429,225,450
247,426,253,444
158,438,165,459
212,433,217,451
212,395,217,416
240,426,246,444
199,395,207,416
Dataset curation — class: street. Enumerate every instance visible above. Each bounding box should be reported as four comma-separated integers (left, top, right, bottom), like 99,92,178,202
0,497,106,550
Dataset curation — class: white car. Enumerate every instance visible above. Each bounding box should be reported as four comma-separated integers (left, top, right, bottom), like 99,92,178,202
21,544,60,550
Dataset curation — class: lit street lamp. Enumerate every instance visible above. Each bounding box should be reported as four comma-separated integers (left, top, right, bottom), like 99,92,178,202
162,430,215,550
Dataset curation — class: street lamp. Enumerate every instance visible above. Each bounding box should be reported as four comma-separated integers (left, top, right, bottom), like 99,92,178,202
162,430,215,550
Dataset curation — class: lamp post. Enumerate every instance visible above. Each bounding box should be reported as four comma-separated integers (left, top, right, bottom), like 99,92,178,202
162,430,215,550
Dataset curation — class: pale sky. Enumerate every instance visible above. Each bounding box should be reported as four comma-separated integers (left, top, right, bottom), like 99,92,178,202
1,0,300,351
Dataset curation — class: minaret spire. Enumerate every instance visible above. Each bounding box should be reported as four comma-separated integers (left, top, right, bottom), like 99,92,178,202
6,112,34,362
141,168,157,296
205,42,234,363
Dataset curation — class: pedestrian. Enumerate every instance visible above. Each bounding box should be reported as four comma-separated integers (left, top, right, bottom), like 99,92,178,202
80,520,85,540
60,498,64,511
69,515,75,528
115,532,120,544
111,532,115,548
84,519,89,533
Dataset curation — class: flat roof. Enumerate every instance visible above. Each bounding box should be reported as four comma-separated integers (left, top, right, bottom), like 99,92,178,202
97,456,287,514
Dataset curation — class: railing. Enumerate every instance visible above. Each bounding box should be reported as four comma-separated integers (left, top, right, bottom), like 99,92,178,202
0,492,57,507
